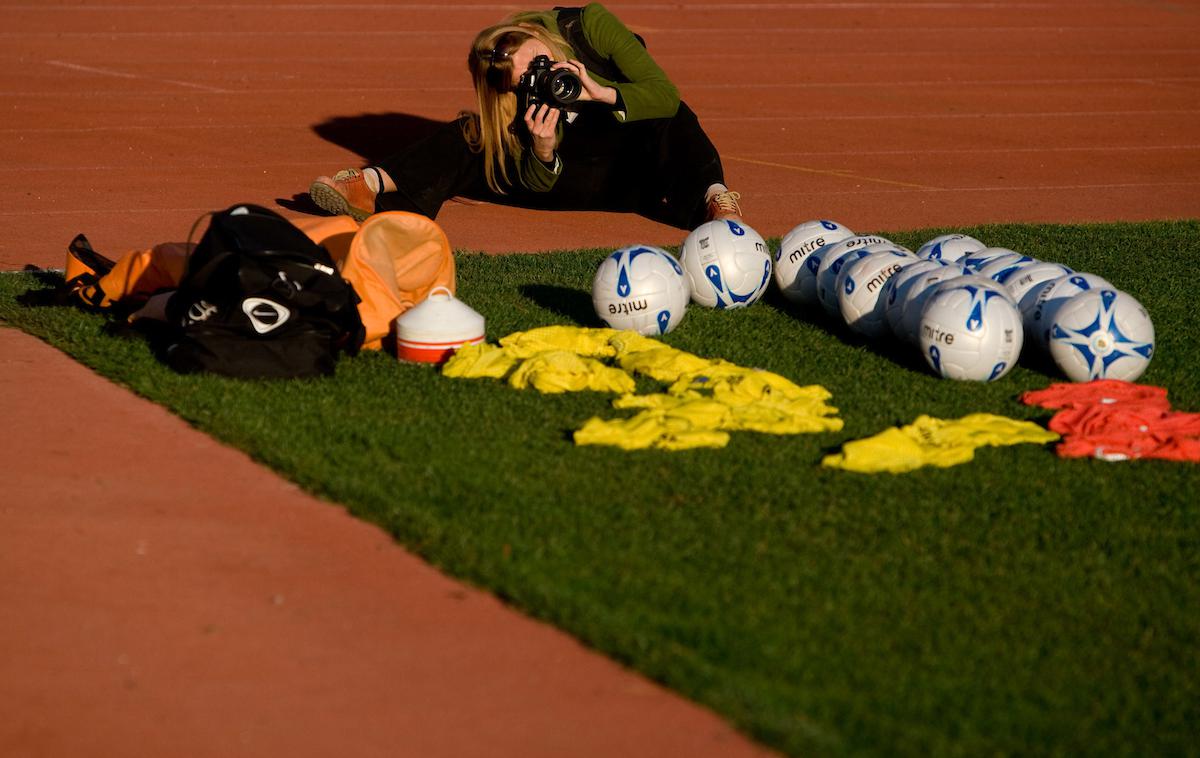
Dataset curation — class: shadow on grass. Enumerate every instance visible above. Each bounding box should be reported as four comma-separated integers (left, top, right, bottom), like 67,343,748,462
763,287,933,376
519,284,601,327
14,267,71,308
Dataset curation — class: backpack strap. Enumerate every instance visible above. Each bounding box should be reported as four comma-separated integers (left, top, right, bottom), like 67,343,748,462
553,6,645,84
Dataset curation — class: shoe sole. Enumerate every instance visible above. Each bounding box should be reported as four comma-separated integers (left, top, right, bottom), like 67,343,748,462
308,181,371,223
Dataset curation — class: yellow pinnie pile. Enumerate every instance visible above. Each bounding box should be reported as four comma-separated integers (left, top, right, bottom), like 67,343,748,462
821,413,1059,473
442,326,843,450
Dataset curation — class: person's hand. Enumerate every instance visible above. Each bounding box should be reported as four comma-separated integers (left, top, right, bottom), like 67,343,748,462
553,59,618,106
524,103,560,163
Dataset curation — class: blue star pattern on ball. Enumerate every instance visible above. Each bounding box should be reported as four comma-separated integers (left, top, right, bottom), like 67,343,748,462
960,285,1006,332
1051,290,1155,379
616,247,660,298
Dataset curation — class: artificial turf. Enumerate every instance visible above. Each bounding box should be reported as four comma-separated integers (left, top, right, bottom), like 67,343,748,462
2,220,1197,756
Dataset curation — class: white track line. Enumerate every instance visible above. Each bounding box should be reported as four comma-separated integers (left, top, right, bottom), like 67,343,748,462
702,110,1200,121
3,76,1196,98
688,78,1200,89
0,208,217,217
3,25,1196,38
0,162,341,172
742,144,1200,156
0,124,311,133
46,60,228,93
8,49,1196,63
2,182,1196,219
0,86,473,96
5,109,1197,134
6,145,1198,173
952,181,1200,191
0,3,1082,10
754,181,1200,195
4,143,1195,174
0,80,1190,97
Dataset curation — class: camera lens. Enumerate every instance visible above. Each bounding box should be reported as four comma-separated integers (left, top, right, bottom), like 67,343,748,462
548,70,581,104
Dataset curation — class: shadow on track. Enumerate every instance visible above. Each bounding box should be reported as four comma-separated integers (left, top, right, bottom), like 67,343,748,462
278,113,448,216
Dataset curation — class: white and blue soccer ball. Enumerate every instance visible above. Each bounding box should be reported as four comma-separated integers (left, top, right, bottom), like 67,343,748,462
895,268,978,343
818,247,871,317
860,240,915,256
976,253,1038,282
836,250,912,337
905,274,1012,345
916,233,986,262
1048,288,1155,382
773,219,854,303
591,244,689,335
679,219,772,309
787,242,835,309
918,280,1024,381
1021,272,1113,352
882,259,955,339
998,260,1073,304
814,235,893,316
962,246,1025,271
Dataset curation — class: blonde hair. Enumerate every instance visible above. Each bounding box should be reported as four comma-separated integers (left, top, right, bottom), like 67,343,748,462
465,16,572,194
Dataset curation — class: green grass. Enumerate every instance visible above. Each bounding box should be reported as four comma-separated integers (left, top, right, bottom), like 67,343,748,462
3,220,1199,756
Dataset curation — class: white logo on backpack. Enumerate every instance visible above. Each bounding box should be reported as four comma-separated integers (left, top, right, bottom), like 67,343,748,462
242,297,291,334
187,299,218,324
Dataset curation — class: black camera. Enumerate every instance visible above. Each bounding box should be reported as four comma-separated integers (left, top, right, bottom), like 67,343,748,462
516,55,582,112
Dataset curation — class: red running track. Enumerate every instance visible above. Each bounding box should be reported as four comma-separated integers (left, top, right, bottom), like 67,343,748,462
1,1,1198,756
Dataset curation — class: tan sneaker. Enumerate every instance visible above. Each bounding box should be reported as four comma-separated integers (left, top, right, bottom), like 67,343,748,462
705,189,743,222
309,168,376,221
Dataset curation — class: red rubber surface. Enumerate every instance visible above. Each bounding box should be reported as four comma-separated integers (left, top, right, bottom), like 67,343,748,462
2,1,1197,755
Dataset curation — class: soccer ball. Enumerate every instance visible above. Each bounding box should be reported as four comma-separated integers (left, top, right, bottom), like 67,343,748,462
918,280,1024,381
814,235,894,317
679,219,772,309
915,233,985,262
860,240,915,256
962,246,1024,271
591,245,689,335
882,259,957,339
818,247,870,317
1021,272,1113,352
836,250,912,337
903,274,1011,345
896,269,984,344
1048,288,1155,382
976,253,1038,282
998,261,1073,304
773,219,854,303
785,242,836,309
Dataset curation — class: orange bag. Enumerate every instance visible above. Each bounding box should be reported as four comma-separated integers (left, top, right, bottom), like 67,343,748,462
64,235,192,310
64,211,455,352
298,212,455,351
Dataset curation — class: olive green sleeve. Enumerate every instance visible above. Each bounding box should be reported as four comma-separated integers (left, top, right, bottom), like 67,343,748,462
518,147,563,192
580,3,680,122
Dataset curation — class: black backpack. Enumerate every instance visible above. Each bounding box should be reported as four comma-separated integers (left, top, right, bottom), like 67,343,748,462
164,204,365,379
